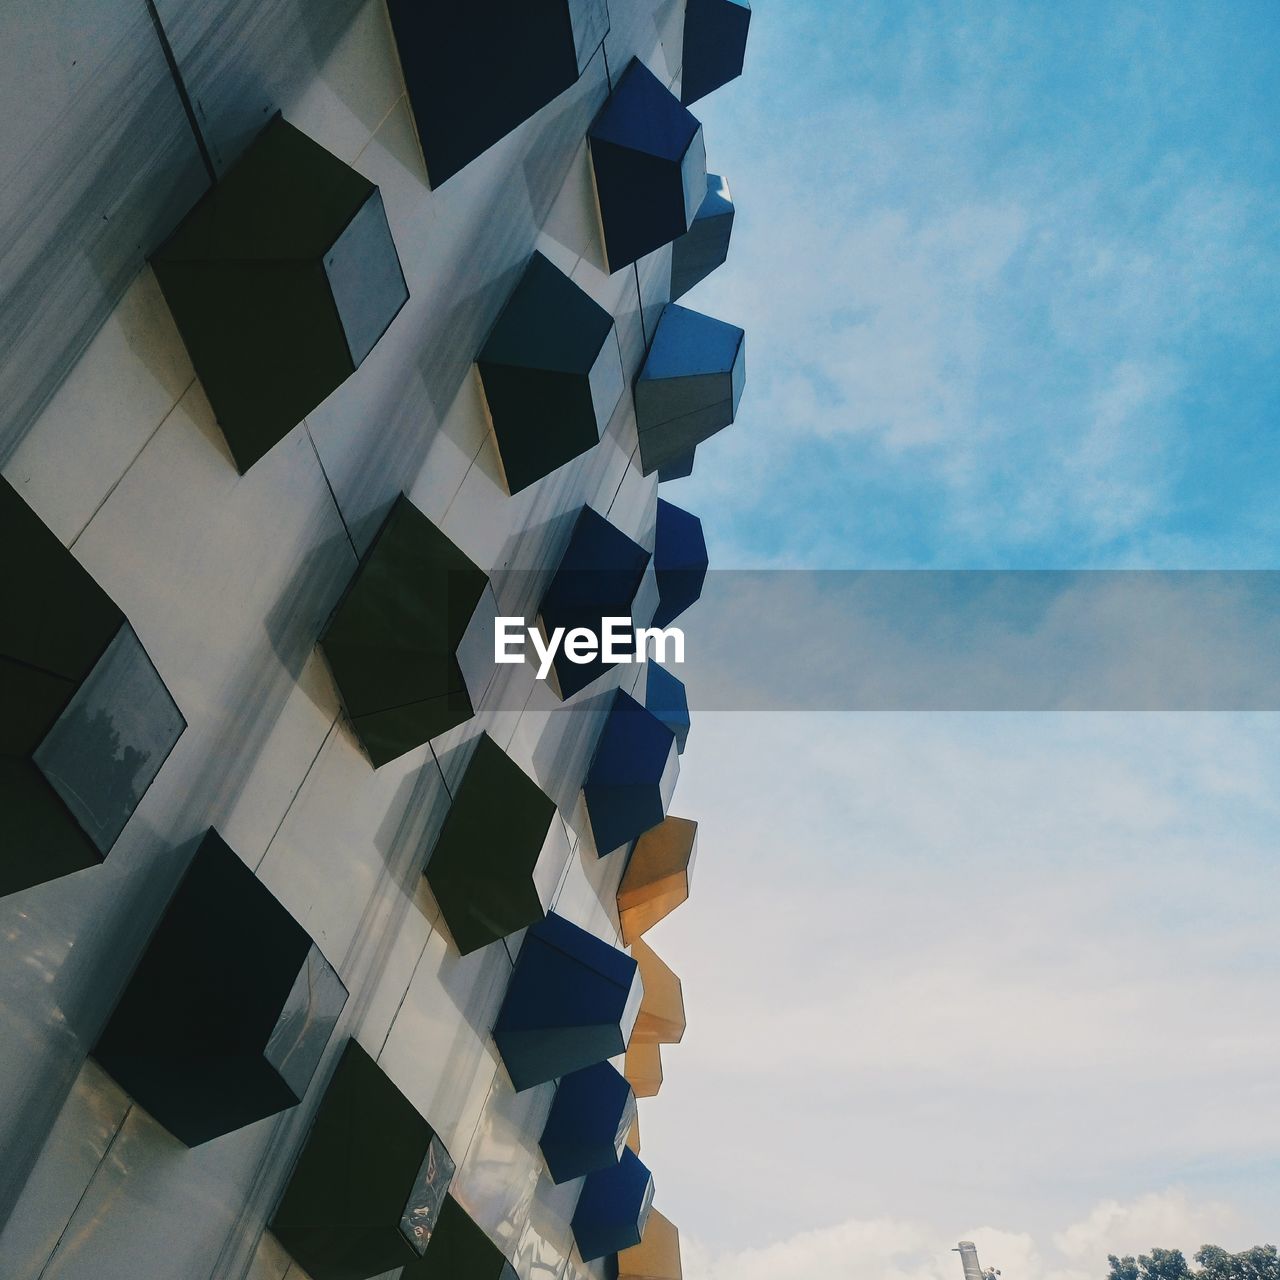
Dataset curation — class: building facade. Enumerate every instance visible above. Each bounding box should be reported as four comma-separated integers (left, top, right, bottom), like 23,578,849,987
0,1,748,1278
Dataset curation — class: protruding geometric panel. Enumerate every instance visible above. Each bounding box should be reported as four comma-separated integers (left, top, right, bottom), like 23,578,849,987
411,1196,519,1280
423,733,557,954
618,817,698,945
589,59,707,272
624,1040,663,1100
538,508,651,699
572,1148,655,1262
670,174,734,299
643,664,690,754
478,252,624,493
680,0,752,106
627,1115,642,1154
1,479,185,899
271,1039,455,1279
629,938,685,1045
540,1061,637,1184
634,305,746,476
584,691,679,856
653,499,708,628
152,115,408,473
492,913,642,1092
615,1208,683,1280
320,495,489,767
93,830,347,1146
656,451,696,482
386,0,610,187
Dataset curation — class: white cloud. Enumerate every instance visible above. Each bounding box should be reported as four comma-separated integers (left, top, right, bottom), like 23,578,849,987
683,1192,1247,1280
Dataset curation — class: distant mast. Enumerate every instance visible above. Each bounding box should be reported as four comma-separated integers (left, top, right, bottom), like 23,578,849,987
955,1241,1001,1280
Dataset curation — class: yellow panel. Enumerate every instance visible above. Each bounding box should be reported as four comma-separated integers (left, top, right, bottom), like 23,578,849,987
629,936,685,1044
625,1039,663,1098
618,816,697,943
616,1208,682,1280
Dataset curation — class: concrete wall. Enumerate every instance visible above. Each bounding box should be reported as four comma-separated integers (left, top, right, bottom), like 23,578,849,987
0,1,690,1276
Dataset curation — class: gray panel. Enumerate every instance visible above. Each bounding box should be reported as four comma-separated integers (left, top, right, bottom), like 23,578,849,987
325,190,410,367
33,624,186,856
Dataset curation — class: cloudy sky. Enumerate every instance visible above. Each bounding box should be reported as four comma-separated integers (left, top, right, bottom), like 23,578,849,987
644,2,1280,1276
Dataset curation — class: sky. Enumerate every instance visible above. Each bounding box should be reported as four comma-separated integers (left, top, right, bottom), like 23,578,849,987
643,2,1280,1276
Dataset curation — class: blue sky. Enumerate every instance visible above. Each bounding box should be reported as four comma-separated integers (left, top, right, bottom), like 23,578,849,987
642,3,1280,1276
669,0,1280,570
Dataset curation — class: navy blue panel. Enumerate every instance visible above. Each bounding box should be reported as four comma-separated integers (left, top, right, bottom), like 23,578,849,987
670,173,734,299
492,913,641,1091
634,303,746,476
539,507,651,698
386,0,608,186
571,1148,655,1262
92,830,347,1147
583,691,678,855
589,59,706,272
681,0,752,106
478,253,620,493
540,1061,636,1183
652,499,708,628
643,663,690,754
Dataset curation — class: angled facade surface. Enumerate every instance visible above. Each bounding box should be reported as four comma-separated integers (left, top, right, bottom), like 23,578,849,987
540,1061,638,1184
423,733,558,954
320,494,490,767
493,913,643,1091
539,506,652,698
272,1038,455,1279
629,937,687,1045
92,830,347,1147
584,690,680,855
572,1147,656,1262
670,173,735,299
479,252,625,493
644,662,692,752
386,0,610,186
1,480,185,899
615,1207,683,1280
589,59,707,272
653,498,709,627
624,1038,665,1099
618,816,699,943
0,2,747,1276
681,0,752,106
153,115,408,473
634,303,746,475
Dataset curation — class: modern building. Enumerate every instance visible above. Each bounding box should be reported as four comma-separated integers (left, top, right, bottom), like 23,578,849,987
0,1,748,1278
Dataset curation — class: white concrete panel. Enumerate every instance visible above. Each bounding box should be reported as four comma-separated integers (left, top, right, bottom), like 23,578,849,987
70,382,356,863
376,928,510,1158
1,270,194,546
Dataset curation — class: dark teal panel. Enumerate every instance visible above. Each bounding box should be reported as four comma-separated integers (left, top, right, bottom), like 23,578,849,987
478,253,620,492
153,115,407,473
272,1039,456,1280
424,734,557,955
92,830,347,1147
680,0,751,106
321,495,489,767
